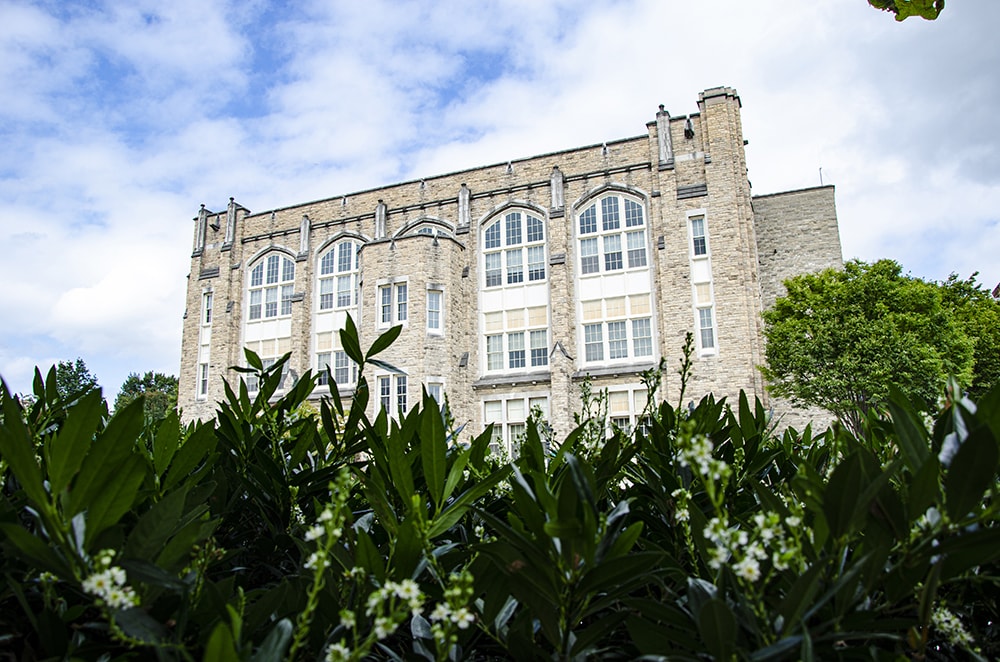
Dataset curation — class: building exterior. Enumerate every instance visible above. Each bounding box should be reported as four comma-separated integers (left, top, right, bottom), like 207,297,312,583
178,86,842,445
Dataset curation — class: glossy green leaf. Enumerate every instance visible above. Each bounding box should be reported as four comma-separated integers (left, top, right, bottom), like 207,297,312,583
0,385,48,508
68,397,144,516
945,426,998,520
698,598,736,661
366,324,402,360
46,389,103,495
203,622,240,662
83,453,147,546
419,392,446,511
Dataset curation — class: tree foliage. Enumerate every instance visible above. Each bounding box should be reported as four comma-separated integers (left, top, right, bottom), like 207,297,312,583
54,357,100,401
869,0,944,21
114,371,178,420
939,273,1000,399
762,260,973,435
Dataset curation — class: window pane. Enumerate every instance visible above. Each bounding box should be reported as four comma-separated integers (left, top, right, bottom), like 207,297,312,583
487,335,503,370
266,255,279,284
608,320,628,359
505,213,522,246
507,398,525,421
580,238,599,274
485,253,502,287
508,332,525,369
380,286,392,324
379,376,391,411
317,352,331,386
633,318,653,357
604,235,623,271
527,245,545,281
427,290,441,330
484,221,501,249
484,400,502,422
282,258,294,282
337,276,352,307
627,230,647,267
203,293,213,324
609,391,629,413
526,215,544,242
602,197,620,231
321,251,336,275
699,308,715,349
280,285,293,316
579,205,597,234
605,297,626,318
506,308,524,330
249,290,262,320
691,217,707,256
251,263,264,287
584,324,603,362
506,249,523,284
337,242,352,272
265,287,278,318
625,199,644,227
392,285,405,321
396,376,407,412
695,283,712,305
484,311,503,332
527,306,547,326
530,329,548,367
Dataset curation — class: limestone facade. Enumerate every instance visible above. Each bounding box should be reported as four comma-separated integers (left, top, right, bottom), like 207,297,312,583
178,87,843,443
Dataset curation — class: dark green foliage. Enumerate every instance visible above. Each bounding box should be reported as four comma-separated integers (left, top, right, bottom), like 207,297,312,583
54,357,100,401
114,371,179,421
2,319,998,660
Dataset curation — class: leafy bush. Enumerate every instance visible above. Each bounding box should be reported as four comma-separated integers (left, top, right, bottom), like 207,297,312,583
2,319,998,660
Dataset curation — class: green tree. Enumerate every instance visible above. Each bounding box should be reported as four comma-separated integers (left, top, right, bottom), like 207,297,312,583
869,0,944,21
114,371,178,419
761,259,973,435
940,272,1000,399
54,358,100,401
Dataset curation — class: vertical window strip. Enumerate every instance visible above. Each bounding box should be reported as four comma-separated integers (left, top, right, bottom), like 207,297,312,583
427,290,442,331
699,307,716,350
527,246,545,281
396,283,408,322
691,217,707,256
202,292,213,325
530,330,548,367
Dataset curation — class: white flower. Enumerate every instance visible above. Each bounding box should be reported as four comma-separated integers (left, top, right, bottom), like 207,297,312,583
675,507,689,523
374,616,396,640
82,572,111,595
733,556,761,583
708,545,730,570
933,607,975,648
785,516,801,528
304,552,328,570
319,507,335,522
430,603,452,622
305,524,325,542
339,609,356,629
325,641,351,662
394,579,421,600
451,607,475,629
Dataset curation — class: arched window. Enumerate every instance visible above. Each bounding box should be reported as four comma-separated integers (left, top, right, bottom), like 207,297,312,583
248,253,295,321
318,240,358,311
574,192,656,367
483,210,546,288
576,194,647,275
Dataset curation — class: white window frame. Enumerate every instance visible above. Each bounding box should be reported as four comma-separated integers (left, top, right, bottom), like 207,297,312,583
247,253,295,322
606,385,653,438
426,287,443,334
377,279,409,328
375,372,409,417
482,393,549,457
318,240,359,312
197,362,209,399
481,306,549,375
687,210,717,356
202,292,213,326
481,210,547,289
575,193,649,277
578,296,656,366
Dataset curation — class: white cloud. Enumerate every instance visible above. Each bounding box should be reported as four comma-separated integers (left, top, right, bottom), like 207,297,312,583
1,0,998,395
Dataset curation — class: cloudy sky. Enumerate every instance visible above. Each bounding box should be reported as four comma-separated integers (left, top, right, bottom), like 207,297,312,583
1,0,998,398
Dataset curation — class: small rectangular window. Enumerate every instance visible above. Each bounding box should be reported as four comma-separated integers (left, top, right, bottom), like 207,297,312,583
633,318,653,357
280,285,294,316
427,381,443,403
202,293,213,325
198,363,209,397
584,324,604,362
487,335,503,371
508,332,525,369
527,246,545,281
380,286,392,325
506,249,523,284
427,290,442,331
396,283,408,322
485,253,502,287
604,235,623,271
266,255,280,284
396,375,408,413
264,287,278,318
317,352,331,386
608,321,628,359
337,276,352,308
320,279,335,310
699,307,716,350
530,330,548,367
601,197,620,231
334,351,356,386
337,242,352,272
249,290,262,320
627,230,647,267
580,238,599,274
691,217,708,256
505,213,522,246
379,376,391,412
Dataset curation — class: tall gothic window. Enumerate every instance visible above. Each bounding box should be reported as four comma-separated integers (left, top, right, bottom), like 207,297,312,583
318,240,359,311
248,253,295,321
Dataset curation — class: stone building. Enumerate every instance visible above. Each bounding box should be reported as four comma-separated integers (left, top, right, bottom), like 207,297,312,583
178,86,842,445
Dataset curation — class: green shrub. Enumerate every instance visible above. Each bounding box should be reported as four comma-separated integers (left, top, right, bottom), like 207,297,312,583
1,320,998,660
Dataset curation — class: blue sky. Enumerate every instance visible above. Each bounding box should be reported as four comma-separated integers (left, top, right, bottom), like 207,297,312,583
2,0,998,398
